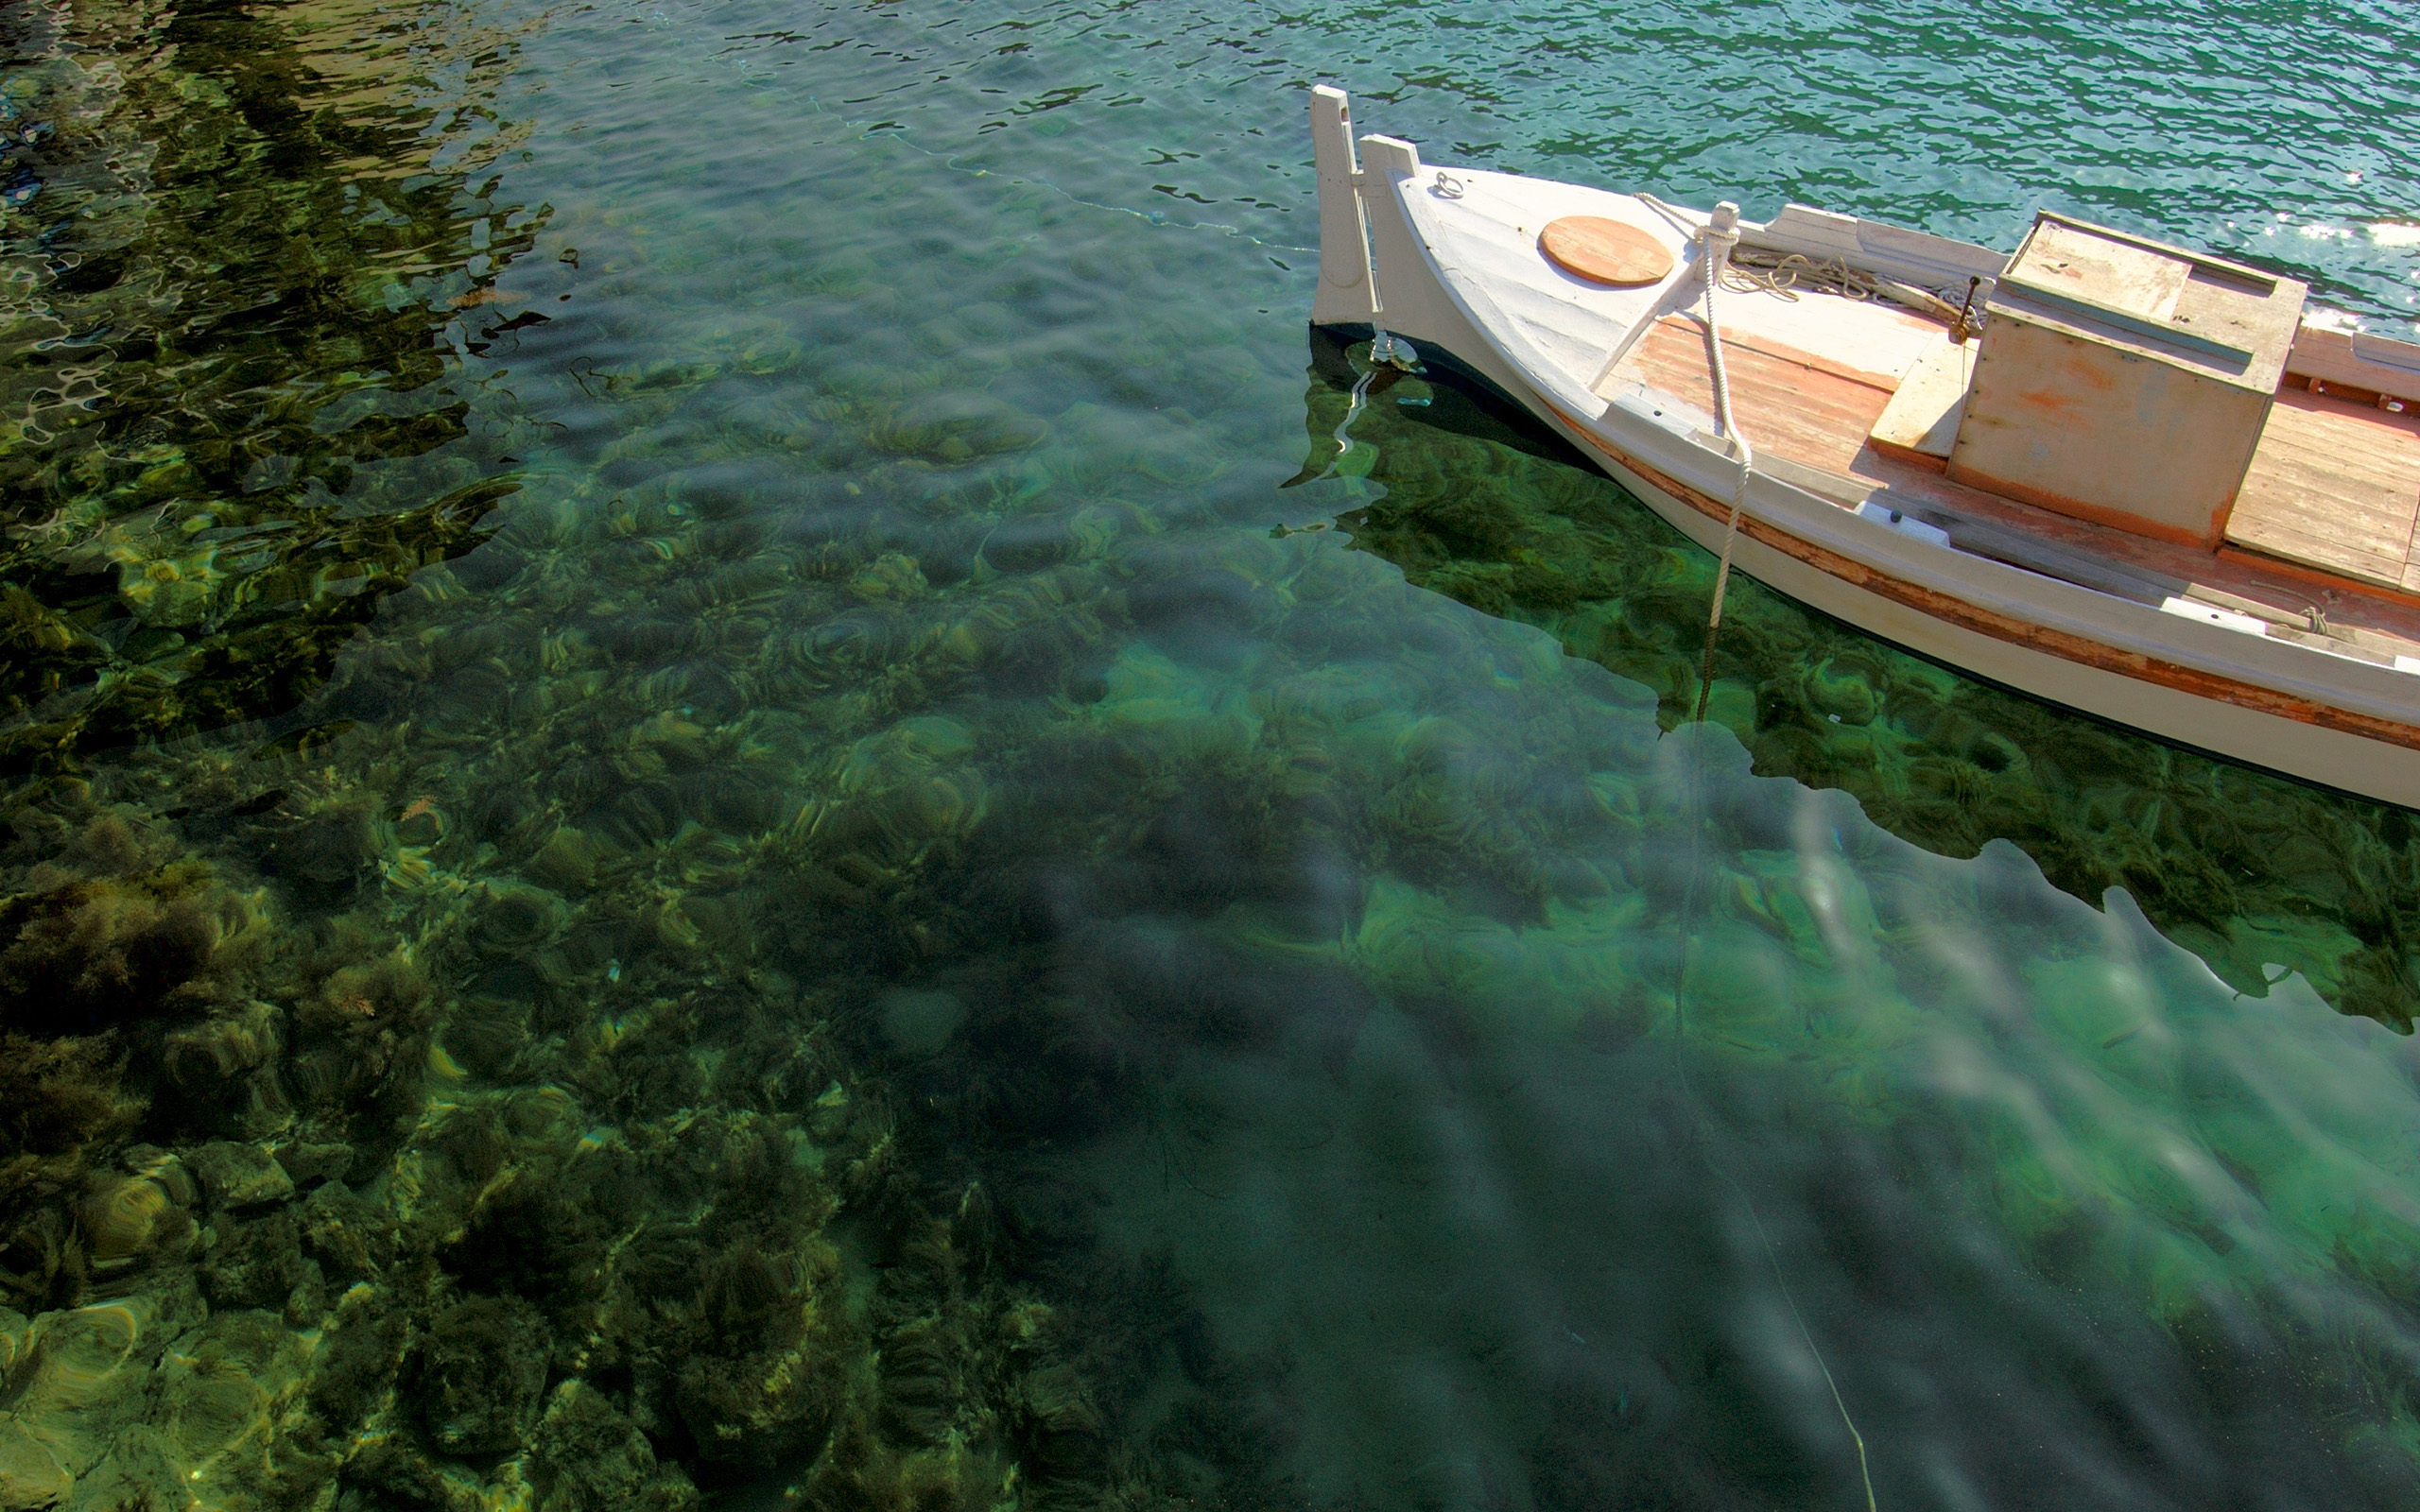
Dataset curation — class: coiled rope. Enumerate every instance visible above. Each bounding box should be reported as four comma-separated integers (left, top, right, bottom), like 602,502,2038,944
1725,247,1876,301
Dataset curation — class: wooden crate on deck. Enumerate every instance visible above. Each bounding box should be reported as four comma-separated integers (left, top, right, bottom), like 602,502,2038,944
1949,213,2306,548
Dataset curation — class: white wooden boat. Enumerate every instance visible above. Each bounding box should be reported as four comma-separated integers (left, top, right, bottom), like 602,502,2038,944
1308,87,2420,809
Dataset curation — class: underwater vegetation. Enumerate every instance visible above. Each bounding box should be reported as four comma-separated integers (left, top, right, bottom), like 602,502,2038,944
0,18,1317,1497
0,754,1254,1512
1304,329,2420,1028
6,0,2420,1504
0,0,534,774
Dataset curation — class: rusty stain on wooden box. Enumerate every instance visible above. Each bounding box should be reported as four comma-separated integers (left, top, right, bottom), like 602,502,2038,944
1948,212,2307,547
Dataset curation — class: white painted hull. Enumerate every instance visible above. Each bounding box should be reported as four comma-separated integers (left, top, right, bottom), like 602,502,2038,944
1577,441,2418,803
1306,88,2420,810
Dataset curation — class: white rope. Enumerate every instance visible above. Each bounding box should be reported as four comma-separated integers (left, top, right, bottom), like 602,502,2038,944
1692,203,1754,725
1634,191,1702,239
1673,204,1881,1512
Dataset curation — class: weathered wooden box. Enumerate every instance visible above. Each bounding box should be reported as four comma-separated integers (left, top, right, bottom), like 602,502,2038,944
1949,213,2306,547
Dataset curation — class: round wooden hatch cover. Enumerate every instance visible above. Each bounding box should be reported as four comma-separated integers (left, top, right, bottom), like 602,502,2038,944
1538,216,1674,286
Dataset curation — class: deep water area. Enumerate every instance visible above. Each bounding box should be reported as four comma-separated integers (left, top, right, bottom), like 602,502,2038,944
6,2,2420,1510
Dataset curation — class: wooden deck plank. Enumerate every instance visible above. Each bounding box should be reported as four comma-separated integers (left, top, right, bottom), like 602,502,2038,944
2224,388,2420,589
2230,511,2405,565
1612,316,1893,477
1599,302,2420,653
2230,494,2408,558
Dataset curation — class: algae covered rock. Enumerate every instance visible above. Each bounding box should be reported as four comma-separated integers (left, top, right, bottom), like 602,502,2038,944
63,1425,189,1509
297,1179,393,1282
186,1142,294,1211
0,1036,141,1312
413,1295,550,1456
304,1283,405,1427
670,1239,846,1470
76,1173,179,1268
157,998,288,1136
0,1278,207,1506
198,1207,320,1317
154,1308,325,1508
0,1418,69,1510
530,1379,699,1512
272,1142,352,1191
0,1307,27,1383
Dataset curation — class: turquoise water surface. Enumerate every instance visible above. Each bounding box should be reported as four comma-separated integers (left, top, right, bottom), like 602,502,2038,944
6,2,2420,1509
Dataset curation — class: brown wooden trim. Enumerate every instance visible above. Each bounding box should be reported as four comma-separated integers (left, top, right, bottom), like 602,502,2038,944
1866,434,1949,473
2290,370,2420,415
1542,403,2420,756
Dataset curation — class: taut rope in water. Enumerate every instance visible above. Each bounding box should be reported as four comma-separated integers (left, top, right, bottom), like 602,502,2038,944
1691,203,1754,726
1309,327,1421,486
1675,202,1881,1512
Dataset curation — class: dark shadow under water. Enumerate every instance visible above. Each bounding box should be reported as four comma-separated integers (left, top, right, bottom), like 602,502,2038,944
894,731,2420,1512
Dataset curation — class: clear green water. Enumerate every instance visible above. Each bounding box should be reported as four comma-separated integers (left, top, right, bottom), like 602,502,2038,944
7,2,2420,1509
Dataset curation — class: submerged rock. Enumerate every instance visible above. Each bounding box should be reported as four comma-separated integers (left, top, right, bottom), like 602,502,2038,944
0,1419,68,1510
0,1422,66,1500
304,1283,404,1427
414,1295,550,1456
529,1379,699,1512
0,1280,207,1505
671,1239,846,1470
76,1176,172,1267
185,1142,293,1211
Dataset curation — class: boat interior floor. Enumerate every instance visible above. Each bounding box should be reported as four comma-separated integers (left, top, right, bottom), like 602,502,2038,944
1597,291,2420,659
2229,387,2420,596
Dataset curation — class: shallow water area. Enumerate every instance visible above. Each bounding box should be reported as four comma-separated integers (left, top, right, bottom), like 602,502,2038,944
6,1,2420,1510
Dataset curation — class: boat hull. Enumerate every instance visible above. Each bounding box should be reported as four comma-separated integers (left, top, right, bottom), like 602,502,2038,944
1570,406,2420,805
1320,317,2420,808
1306,94,2420,811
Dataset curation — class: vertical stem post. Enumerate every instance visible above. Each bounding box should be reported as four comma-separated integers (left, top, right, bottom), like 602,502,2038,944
1309,87,1378,325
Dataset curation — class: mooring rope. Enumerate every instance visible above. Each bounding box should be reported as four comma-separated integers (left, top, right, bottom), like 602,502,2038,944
1725,246,1876,302
1691,204,1755,726
1674,203,1882,1512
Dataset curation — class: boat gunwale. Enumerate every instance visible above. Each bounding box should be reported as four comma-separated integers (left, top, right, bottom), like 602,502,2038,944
1547,402,2420,757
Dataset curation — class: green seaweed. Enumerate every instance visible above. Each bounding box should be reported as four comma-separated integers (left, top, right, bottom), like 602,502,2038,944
414,1295,553,1457
0,0,529,774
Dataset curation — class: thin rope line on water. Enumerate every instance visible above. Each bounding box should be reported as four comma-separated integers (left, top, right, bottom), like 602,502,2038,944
787,91,1320,259
1674,210,1880,1512
1669,743,1881,1512
1738,1192,1881,1512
